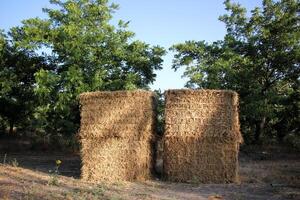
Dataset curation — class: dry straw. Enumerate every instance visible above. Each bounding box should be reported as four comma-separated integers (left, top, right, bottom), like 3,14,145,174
79,90,156,182
163,89,243,183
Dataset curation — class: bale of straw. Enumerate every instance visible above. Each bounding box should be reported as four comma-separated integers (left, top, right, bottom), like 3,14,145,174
163,89,242,183
79,90,156,182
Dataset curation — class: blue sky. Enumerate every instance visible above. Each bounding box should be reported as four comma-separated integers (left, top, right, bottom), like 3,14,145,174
0,0,262,90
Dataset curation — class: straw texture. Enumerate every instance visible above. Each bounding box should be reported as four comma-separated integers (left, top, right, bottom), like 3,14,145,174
79,90,156,182
163,89,242,183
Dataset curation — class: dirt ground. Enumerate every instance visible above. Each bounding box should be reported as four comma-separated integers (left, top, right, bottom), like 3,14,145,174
0,146,299,200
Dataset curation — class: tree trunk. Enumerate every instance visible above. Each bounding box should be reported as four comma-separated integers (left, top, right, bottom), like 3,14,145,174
254,117,266,144
9,121,14,134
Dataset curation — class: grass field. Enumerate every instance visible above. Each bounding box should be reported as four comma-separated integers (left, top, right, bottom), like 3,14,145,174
0,146,299,200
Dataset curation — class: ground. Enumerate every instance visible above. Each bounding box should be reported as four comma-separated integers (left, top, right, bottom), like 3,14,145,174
0,146,299,200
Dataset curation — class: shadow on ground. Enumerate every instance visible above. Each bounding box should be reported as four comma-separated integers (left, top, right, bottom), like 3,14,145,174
1,151,81,178
0,146,299,200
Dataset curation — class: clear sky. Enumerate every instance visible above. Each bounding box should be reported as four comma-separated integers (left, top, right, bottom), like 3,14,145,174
0,0,262,90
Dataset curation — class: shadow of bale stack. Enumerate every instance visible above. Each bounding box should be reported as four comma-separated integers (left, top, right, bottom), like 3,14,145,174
163,89,243,183
79,90,156,182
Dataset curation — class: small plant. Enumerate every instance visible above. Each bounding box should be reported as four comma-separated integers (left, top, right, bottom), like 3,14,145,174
48,159,62,186
48,173,59,186
55,159,62,173
11,158,19,167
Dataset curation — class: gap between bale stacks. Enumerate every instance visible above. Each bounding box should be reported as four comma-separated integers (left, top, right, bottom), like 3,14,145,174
79,90,157,182
163,89,243,183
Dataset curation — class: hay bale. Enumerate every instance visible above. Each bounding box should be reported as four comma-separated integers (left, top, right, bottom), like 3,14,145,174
79,90,156,182
163,89,243,183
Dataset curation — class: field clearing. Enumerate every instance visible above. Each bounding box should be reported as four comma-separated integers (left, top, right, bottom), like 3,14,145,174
0,147,299,200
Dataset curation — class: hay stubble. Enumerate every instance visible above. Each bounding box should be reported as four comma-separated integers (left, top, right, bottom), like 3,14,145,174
163,89,242,183
79,90,156,182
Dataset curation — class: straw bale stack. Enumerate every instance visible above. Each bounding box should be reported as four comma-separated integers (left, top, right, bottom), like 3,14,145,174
79,90,156,182
163,89,243,183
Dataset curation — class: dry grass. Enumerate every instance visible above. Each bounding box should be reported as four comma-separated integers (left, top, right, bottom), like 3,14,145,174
0,164,121,200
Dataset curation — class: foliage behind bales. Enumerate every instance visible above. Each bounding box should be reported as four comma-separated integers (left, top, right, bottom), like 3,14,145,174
0,0,165,140
0,0,299,149
0,31,49,135
171,0,300,145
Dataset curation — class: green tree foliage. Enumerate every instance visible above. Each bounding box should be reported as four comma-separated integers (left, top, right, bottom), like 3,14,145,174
8,0,165,136
171,0,300,144
0,31,49,134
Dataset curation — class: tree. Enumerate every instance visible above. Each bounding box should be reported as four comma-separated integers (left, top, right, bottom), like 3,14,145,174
9,0,165,136
0,31,49,134
171,0,300,144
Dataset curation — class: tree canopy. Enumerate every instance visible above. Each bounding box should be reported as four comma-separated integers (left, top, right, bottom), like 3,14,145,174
171,0,300,143
0,0,299,147
1,0,165,137
0,31,49,134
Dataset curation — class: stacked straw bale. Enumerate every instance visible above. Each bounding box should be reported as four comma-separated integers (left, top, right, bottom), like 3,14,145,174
79,90,156,182
163,89,243,183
